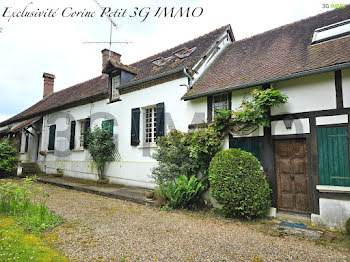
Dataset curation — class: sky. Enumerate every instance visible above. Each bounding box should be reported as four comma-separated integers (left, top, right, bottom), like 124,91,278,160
0,0,349,122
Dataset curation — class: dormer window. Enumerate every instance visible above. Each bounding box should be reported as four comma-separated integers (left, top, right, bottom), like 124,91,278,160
312,19,350,44
111,74,121,100
173,47,196,59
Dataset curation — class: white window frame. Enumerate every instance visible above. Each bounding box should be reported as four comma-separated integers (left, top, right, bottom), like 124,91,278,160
76,120,85,150
111,75,121,101
143,106,157,145
312,19,350,44
212,93,229,118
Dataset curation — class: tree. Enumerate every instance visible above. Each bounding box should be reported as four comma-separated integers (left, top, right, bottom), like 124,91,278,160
85,126,116,181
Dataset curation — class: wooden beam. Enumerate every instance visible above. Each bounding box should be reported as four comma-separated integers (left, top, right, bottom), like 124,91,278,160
335,70,344,109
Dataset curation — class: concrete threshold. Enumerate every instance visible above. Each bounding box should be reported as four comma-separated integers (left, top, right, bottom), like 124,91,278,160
36,176,158,207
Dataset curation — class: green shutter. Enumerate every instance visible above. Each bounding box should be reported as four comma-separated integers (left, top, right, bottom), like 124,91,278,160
156,103,165,138
48,125,56,150
131,108,140,146
102,119,114,137
70,121,76,150
230,136,261,161
317,126,350,186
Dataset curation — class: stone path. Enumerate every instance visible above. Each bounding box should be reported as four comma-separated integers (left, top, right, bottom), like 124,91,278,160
36,182,350,262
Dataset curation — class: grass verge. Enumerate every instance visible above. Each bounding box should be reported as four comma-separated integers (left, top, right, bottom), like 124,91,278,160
0,215,69,261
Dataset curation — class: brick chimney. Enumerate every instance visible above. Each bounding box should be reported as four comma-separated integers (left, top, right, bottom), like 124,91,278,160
102,49,121,70
43,73,55,98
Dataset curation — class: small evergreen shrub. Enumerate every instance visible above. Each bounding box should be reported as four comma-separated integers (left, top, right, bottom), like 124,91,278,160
209,149,271,219
157,175,205,209
0,138,19,178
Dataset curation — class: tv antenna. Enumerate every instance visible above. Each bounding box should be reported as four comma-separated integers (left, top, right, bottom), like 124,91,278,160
84,0,131,58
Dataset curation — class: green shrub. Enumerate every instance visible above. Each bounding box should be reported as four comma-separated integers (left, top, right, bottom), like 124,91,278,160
152,130,194,184
0,177,62,232
0,138,19,178
209,149,271,219
157,175,205,209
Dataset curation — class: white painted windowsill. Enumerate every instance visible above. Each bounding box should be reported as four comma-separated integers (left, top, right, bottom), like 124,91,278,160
138,143,157,149
316,185,350,193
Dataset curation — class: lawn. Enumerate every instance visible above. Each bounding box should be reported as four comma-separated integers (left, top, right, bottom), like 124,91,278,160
0,215,69,262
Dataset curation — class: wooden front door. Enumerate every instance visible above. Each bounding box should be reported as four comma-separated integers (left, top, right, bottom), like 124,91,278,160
274,139,311,213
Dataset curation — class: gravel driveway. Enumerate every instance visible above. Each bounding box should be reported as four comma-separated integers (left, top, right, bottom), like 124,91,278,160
39,183,349,262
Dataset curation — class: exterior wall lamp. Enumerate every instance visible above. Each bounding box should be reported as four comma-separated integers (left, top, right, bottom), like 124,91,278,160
283,116,294,129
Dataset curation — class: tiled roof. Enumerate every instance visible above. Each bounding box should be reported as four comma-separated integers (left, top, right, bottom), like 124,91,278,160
129,25,233,83
1,76,108,126
0,25,231,126
184,6,350,99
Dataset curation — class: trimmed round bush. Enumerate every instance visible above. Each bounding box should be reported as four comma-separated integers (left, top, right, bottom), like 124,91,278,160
209,148,271,219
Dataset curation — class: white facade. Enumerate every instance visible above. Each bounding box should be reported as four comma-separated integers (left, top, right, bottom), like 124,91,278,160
38,77,197,188
271,72,336,115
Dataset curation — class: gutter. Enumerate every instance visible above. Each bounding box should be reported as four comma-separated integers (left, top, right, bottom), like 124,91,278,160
183,62,350,100
118,67,185,90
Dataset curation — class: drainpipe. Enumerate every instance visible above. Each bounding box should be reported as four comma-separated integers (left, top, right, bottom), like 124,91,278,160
183,67,193,90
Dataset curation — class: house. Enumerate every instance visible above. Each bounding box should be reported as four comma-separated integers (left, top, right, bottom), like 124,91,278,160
0,24,234,187
1,6,350,230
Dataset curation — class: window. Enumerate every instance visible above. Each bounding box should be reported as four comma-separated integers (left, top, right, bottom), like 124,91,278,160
145,107,157,143
111,75,121,100
76,118,90,149
151,57,172,67
212,93,229,117
312,19,350,44
48,125,56,151
78,120,86,149
173,47,197,59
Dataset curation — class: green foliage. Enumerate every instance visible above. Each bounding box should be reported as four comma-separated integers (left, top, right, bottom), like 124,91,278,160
0,138,19,178
0,215,68,261
212,88,288,134
157,175,205,209
0,178,63,232
152,88,286,212
152,130,193,184
85,126,116,180
209,149,272,219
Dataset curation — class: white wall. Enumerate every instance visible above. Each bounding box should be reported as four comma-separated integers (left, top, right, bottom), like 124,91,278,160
342,68,350,108
271,72,336,115
312,198,350,231
37,77,209,188
271,118,310,135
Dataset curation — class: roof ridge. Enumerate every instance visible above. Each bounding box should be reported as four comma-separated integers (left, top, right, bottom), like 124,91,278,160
130,24,231,66
235,7,347,43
